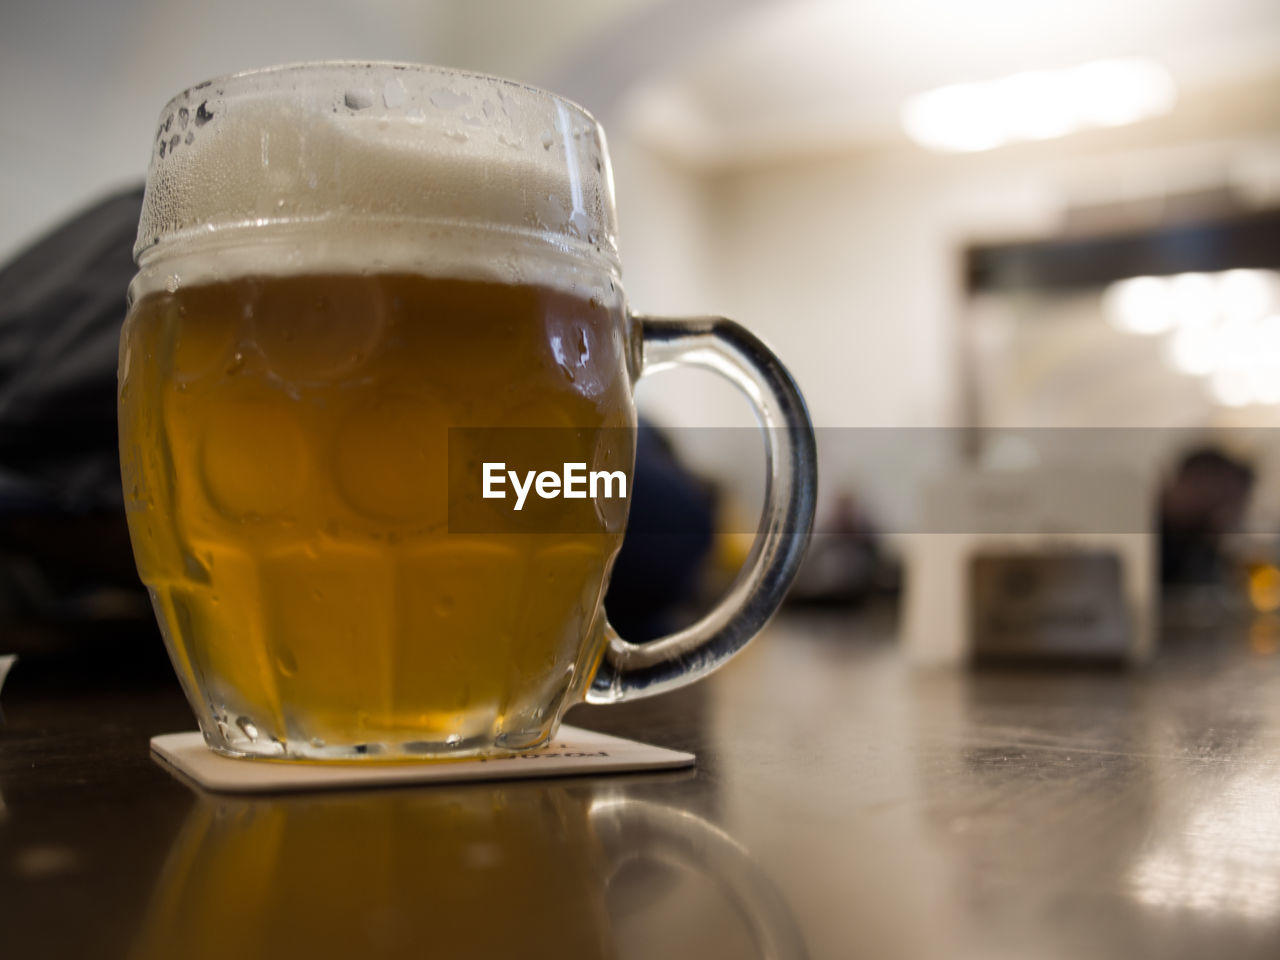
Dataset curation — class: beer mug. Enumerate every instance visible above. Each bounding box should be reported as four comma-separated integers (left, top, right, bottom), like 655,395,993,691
118,62,816,760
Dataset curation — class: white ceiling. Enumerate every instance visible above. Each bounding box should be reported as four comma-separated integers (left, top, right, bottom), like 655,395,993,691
609,0,1280,167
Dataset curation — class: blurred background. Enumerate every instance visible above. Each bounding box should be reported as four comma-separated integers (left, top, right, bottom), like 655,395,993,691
3,0,1280,657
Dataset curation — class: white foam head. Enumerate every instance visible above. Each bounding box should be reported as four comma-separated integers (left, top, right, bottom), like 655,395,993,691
135,63,620,281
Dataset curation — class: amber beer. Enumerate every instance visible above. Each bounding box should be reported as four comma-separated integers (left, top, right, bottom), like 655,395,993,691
119,271,635,755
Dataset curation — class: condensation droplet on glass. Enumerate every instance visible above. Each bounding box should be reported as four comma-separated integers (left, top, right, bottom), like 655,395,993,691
182,550,212,584
382,77,407,109
445,734,463,748
568,209,591,239
541,130,554,151
430,87,470,110
344,90,373,111
236,716,259,740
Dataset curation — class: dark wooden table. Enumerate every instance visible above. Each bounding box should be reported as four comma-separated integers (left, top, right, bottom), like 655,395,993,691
3,605,1280,959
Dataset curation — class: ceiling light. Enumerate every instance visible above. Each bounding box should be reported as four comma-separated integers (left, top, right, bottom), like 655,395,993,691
902,57,1176,153
1068,59,1176,128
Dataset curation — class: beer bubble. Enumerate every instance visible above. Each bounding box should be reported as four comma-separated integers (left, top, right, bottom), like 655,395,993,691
275,646,298,677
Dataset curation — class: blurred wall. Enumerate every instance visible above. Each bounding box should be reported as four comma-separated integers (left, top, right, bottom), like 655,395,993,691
628,69,1280,528
0,0,442,261
0,0,665,262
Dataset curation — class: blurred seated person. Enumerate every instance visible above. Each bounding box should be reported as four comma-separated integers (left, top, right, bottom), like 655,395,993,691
0,188,713,655
605,424,716,641
786,491,894,607
1158,446,1255,586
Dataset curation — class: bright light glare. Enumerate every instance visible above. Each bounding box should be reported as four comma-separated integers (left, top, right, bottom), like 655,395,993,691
1167,326,1218,376
1247,366,1280,406
901,83,1004,153
994,71,1075,141
1209,369,1253,407
1170,273,1219,329
1219,270,1274,324
1104,271,1280,407
1129,769,1280,920
902,57,1176,153
1070,59,1176,127
1103,276,1174,334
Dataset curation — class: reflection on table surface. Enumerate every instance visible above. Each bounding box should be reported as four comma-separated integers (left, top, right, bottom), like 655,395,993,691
129,782,804,960
3,605,1280,959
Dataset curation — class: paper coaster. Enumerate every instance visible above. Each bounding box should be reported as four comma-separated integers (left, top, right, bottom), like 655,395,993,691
151,726,695,794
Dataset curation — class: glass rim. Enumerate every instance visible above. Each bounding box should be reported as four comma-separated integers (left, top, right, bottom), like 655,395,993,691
138,59,621,274
157,60,602,132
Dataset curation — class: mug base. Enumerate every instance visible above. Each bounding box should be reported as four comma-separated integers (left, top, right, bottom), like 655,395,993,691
200,720,556,762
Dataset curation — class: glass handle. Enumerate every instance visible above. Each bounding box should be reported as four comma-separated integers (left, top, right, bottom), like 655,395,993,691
586,316,818,704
